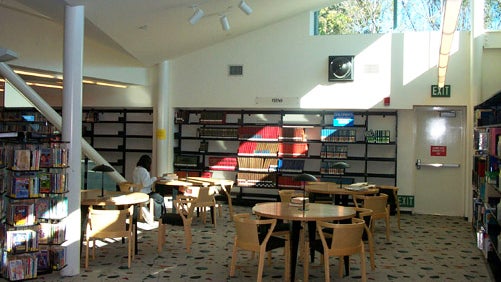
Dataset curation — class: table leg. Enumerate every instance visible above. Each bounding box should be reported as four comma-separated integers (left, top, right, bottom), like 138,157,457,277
289,221,301,282
308,221,316,263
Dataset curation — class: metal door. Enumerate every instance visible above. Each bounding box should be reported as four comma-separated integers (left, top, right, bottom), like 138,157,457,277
413,106,466,216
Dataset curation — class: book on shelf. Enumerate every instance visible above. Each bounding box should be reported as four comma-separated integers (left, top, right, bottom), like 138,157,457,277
50,245,66,270
39,148,52,168
208,157,237,171
11,203,35,226
238,126,280,140
13,150,31,171
8,259,24,281
35,197,50,219
278,143,308,157
36,248,51,273
6,228,38,253
200,112,225,124
38,221,66,245
39,173,51,193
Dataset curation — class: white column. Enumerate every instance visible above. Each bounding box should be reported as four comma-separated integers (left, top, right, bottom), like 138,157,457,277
61,4,84,276
156,61,172,175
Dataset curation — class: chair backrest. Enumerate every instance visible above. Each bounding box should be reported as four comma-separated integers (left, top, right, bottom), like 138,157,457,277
278,189,302,203
175,196,196,223
233,213,276,252
361,193,389,214
195,186,216,204
86,205,133,239
316,217,365,257
119,181,142,192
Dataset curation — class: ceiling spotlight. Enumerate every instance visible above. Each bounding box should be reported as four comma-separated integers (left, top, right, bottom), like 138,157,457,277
189,7,204,25
239,0,252,15
220,15,230,31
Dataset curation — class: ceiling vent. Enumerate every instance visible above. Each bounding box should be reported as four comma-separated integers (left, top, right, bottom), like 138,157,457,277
229,65,243,76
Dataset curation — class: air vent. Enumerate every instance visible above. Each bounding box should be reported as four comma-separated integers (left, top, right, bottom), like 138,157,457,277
229,65,243,76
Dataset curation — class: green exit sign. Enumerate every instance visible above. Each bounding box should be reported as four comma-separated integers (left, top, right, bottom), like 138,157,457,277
431,85,451,97
398,195,415,208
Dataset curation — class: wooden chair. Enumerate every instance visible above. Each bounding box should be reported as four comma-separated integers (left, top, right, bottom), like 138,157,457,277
157,196,196,253
377,185,401,229
185,186,217,226
278,189,303,203
355,207,376,270
229,213,290,282
353,193,391,241
85,205,135,269
309,218,367,282
118,181,142,192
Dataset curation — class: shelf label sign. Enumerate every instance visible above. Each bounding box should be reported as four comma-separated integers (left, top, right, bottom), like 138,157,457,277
333,112,354,126
255,97,299,106
431,85,451,97
399,195,414,208
430,145,447,156
156,128,167,140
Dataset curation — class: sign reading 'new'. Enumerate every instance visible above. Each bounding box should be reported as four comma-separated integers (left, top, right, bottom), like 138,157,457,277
431,85,451,97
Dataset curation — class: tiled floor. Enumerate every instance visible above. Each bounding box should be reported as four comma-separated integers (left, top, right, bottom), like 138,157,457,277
39,203,493,281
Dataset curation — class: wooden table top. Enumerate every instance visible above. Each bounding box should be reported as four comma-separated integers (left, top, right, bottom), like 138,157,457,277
185,177,234,186
306,182,379,195
155,179,194,186
81,190,149,206
252,202,355,222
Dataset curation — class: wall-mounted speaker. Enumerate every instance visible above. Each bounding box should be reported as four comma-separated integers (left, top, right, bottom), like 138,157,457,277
328,56,354,81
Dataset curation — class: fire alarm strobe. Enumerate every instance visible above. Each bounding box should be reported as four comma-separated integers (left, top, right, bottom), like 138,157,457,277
328,56,354,81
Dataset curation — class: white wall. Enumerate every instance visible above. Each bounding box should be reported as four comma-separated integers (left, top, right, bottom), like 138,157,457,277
171,13,471,110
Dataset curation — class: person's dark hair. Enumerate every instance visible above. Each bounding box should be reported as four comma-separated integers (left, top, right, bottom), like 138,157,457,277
136,154,152,171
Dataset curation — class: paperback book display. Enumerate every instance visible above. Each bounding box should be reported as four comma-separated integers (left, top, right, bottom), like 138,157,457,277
0,137,69,280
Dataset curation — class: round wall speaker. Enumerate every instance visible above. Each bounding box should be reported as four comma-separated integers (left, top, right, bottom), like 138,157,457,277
328,56,354,81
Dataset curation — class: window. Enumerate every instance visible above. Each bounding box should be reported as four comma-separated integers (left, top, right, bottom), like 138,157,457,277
314,0,486,35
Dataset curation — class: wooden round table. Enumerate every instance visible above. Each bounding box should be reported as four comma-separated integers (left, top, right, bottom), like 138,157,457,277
252,202,355,282
306,182,379,206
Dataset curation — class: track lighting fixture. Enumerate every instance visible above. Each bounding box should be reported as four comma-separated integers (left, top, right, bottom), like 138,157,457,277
189,7,204,25
239,0,252,15
220,15,230,31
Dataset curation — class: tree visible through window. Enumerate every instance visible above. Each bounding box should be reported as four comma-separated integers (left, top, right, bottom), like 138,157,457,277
315,0,501,35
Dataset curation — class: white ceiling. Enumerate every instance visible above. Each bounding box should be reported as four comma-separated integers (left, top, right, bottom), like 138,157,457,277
9,0,339,67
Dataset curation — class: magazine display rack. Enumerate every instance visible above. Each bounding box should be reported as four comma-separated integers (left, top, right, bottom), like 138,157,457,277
0,132,68,280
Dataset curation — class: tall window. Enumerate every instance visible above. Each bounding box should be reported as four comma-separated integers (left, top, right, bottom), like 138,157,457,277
314,0,501,35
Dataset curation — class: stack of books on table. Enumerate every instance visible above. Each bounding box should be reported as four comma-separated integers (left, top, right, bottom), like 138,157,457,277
345,182,375,191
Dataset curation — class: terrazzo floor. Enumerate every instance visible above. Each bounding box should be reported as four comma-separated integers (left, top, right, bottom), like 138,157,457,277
39,203,493,281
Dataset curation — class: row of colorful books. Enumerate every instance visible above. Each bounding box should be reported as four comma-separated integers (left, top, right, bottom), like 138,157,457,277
35,196,68,220
2,252,38,281
237,157,278,171
320,128,357,142
277,176,303,188
5,228,39,254
8,172,68,198
38,222,66,245
198,127,238,138
208,157,237,171
6,201,36,227
365,129,391,143
276,159,305,173
237,141,279,156
0,245,66,280
237,172,276,187
4,147,69,171
196,126,307,141
320,144,348,159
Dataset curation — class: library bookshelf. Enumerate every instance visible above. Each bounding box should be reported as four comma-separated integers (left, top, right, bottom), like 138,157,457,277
174,109,397,201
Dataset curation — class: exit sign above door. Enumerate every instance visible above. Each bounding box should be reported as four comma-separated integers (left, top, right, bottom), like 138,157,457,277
431,85,451,97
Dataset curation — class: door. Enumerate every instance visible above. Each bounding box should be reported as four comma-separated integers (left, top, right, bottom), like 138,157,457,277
413,106,466,216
